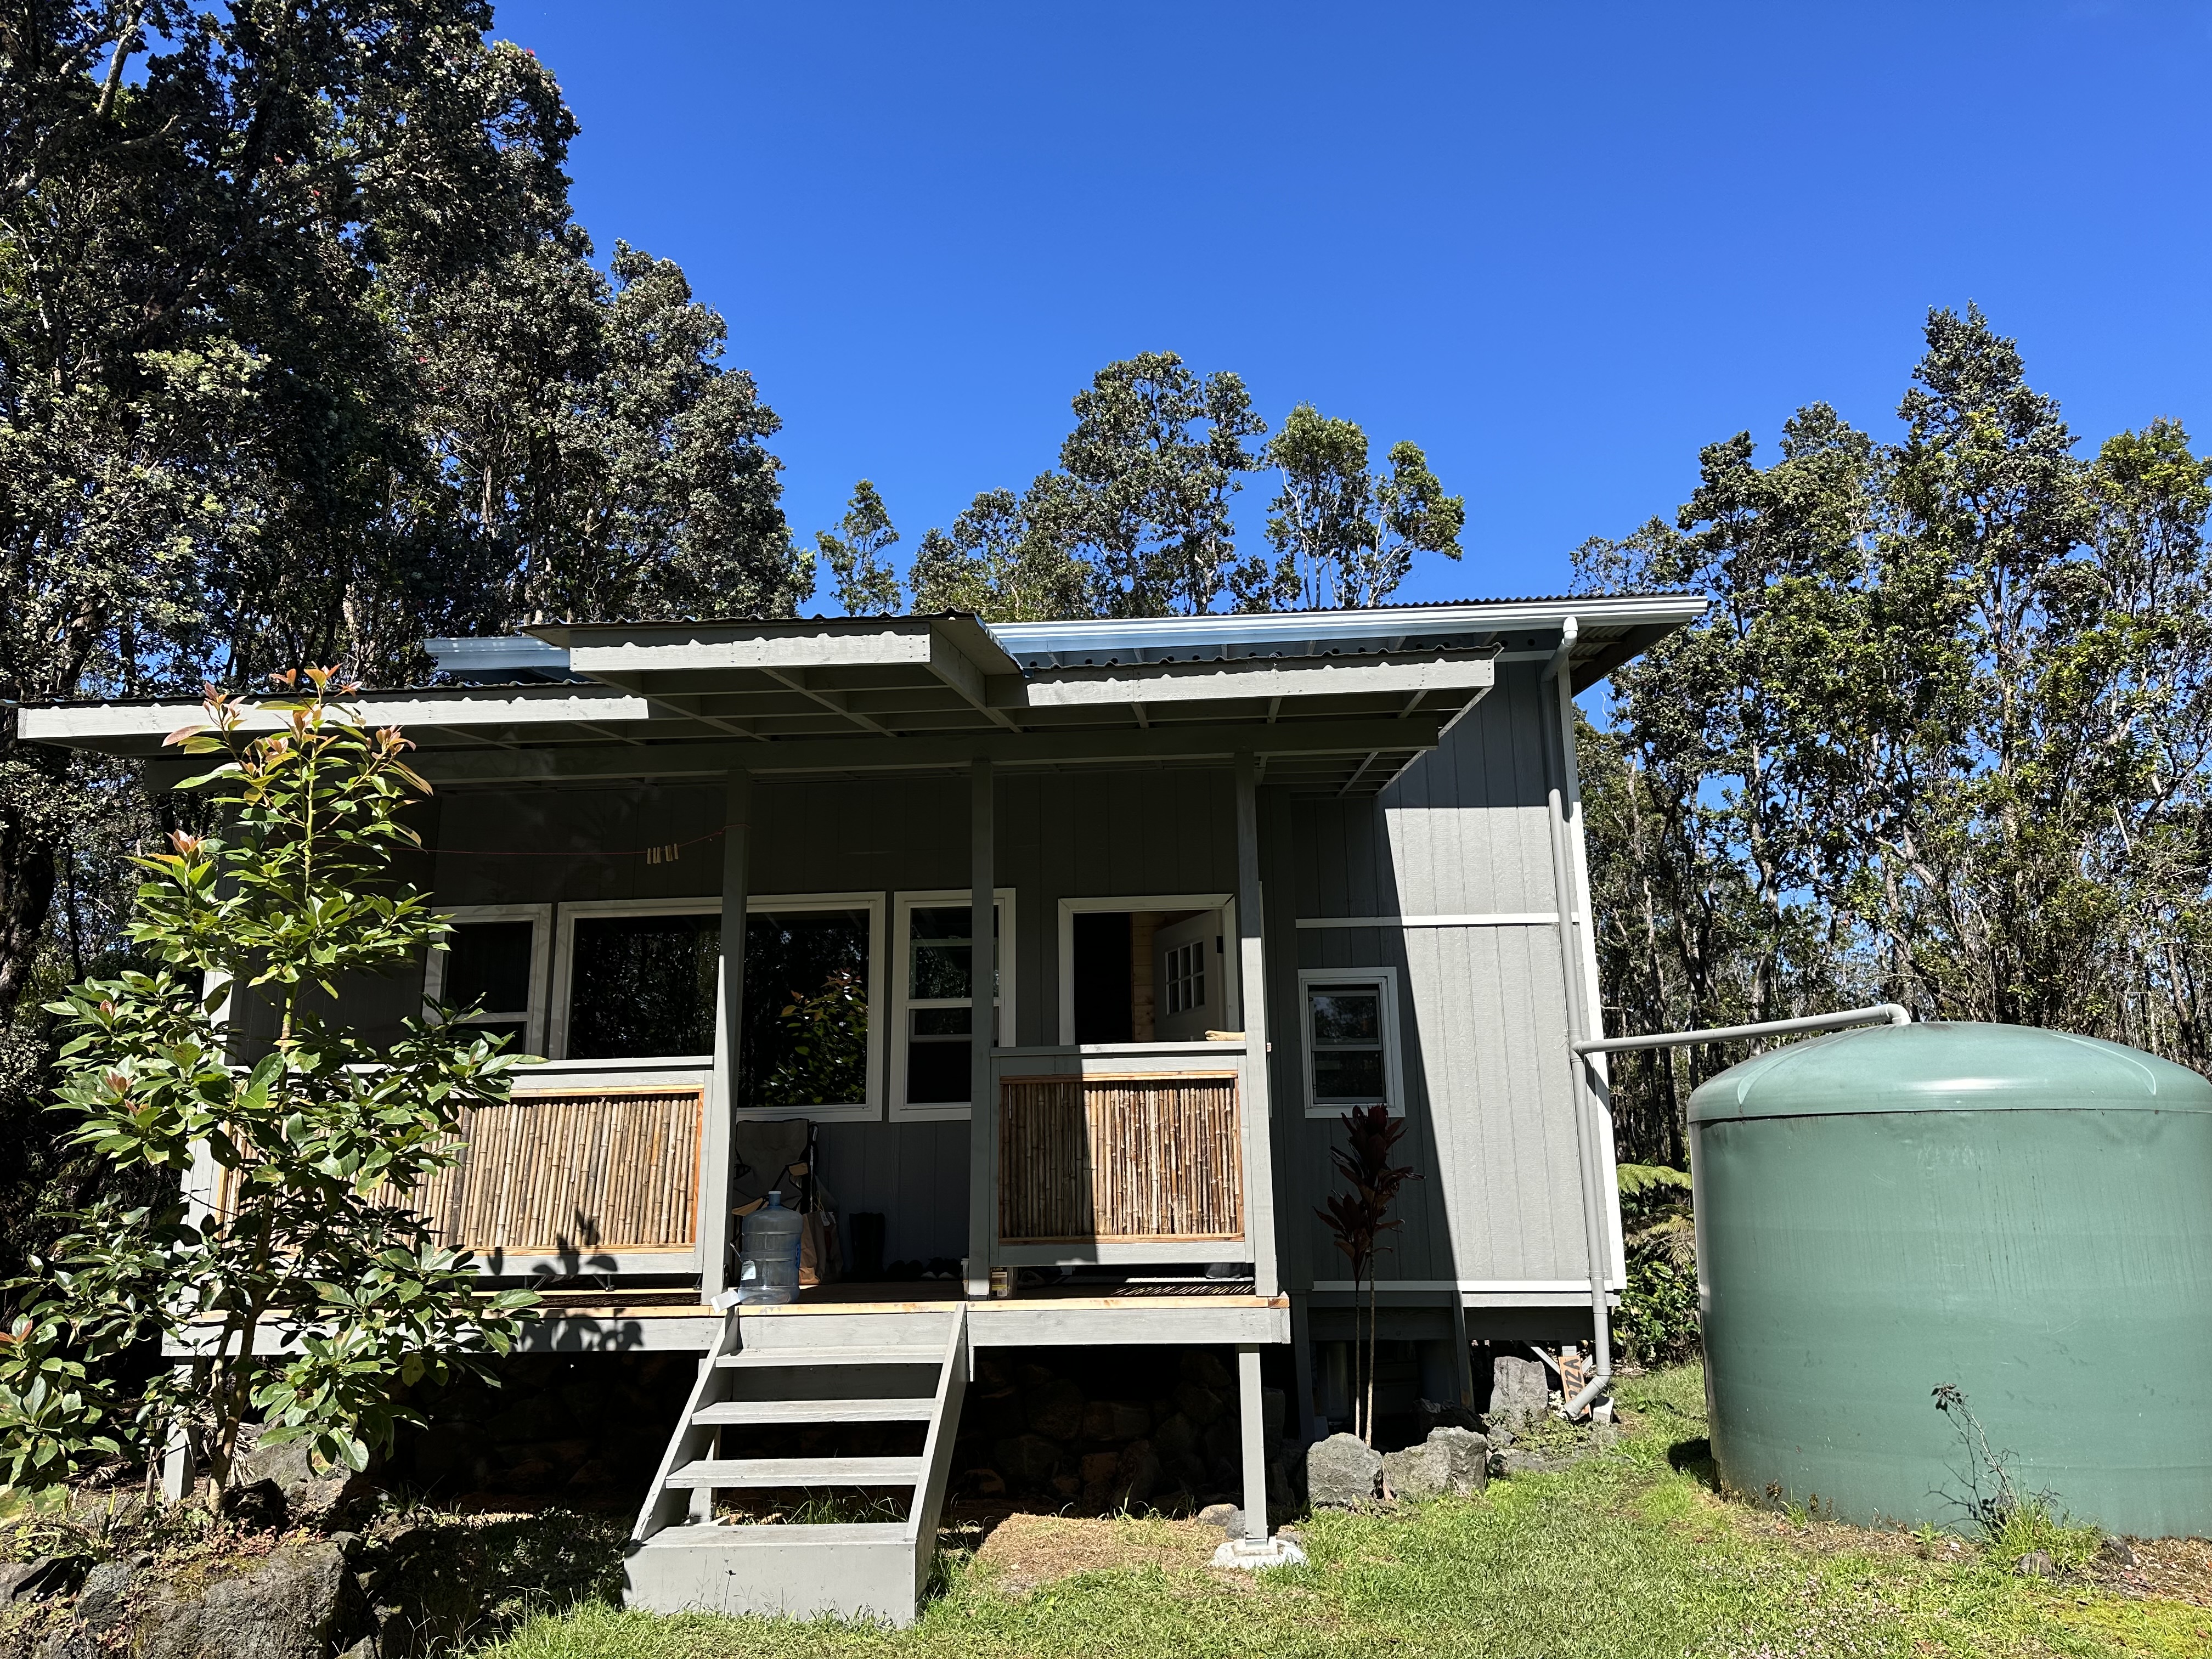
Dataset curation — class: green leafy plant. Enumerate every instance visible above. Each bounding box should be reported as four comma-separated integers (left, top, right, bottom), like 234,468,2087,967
1316,1104,1417,1446
0,671,538,1500
1615,1163,1700,1366
753,969,870,1110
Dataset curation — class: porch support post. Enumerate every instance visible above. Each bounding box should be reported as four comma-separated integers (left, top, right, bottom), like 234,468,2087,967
1234,753,1280,1297
702,768,752,1301
1237,1344,1268,1541
966,757,995,1300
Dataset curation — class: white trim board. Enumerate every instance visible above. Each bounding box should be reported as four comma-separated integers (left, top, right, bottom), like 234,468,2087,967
1311,1278,1628,1294
1295,913,1558,929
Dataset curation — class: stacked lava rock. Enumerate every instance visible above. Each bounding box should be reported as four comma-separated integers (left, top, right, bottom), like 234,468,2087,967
953,1347,1291,1513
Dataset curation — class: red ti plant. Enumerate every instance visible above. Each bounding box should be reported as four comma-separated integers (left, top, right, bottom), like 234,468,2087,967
1317,1104,1417,1445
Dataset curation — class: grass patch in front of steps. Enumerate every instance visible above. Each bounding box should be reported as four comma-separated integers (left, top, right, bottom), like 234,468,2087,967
469,1364,2212,1659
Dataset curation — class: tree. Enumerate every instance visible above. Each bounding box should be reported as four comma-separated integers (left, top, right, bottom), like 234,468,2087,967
0,3,800,1143
907,479,1091,621
1262,403,1466,609
402,238,806,634
1315,1104,1415,1446
0,673,537,1494
0,0,576,1023
1577,305,2212,1165
815,481,903,616
1056,352,1270,616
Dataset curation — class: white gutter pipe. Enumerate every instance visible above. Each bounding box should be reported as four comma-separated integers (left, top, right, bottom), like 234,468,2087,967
1573,1003,1912,1057
1539,618,1618,1421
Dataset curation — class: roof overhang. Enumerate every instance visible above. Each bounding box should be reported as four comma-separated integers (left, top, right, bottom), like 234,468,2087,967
15,595,1705,797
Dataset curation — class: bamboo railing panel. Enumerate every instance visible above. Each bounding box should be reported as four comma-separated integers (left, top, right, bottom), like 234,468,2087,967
998,1072,1243,1243
217,1088,704,1256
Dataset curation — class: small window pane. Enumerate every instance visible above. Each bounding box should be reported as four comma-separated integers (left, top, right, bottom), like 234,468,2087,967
1311,989,1380,1045
910,906,973,941
568,913,720,1059
911,1006,972,1036
911,943,972,1000
444,921,533,1016
741,907,871,1111
906,1036,970,1103
1315,1048,1386,1101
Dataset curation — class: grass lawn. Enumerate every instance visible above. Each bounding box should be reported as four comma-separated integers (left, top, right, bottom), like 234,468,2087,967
471,1365,2212,1659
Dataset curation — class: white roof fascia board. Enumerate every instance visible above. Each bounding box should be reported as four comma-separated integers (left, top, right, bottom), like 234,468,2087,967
992,651,1495,709
563,630,940,678
17,689,655,745
986,594,1707,660
533,616,1027,679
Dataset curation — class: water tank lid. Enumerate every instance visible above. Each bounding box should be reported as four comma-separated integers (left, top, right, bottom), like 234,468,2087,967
1686,1022,2212,1125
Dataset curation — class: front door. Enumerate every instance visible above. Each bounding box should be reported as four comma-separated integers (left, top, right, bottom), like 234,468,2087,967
1155,910,1225,1041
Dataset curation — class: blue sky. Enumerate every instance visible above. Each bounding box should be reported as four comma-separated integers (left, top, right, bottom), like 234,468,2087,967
495,1,2212,606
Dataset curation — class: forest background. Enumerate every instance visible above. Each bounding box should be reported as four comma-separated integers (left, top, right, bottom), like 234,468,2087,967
6,1,2211,1272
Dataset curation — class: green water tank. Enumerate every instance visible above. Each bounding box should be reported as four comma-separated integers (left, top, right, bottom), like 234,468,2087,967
1689,1021,2212,1537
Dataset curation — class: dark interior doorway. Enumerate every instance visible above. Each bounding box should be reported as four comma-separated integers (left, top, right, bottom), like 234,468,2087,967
1071,911,1132,1043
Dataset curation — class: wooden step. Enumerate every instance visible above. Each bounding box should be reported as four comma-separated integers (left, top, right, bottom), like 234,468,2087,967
624,1521,920,1622
666,1455,923,1489
716,1346,940,1368
639,1520,912,1546
691,1397,934,1426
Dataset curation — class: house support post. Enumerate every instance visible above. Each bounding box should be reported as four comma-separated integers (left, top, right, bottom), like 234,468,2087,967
966,758,995,1300
1233,753,1279,1299
1237,1344,1268,1540
703,769,752,1304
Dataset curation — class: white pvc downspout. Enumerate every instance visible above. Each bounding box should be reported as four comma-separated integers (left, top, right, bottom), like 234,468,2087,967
1566,1000,1914,1419
1539,618,1617,1420
1573,1003,1912,1057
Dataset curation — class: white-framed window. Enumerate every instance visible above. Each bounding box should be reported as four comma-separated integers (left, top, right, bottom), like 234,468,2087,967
550,898,723,1062
1054,894,1236,1046
1297,966,1405,1118
425,903,553,1057
735,891,885,1122
889,888,1015,1121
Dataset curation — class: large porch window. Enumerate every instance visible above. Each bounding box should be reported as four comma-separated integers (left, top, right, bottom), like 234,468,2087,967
889,889,1014,1121
541,895,887,1118
554,901,722,1060
736,893,884,1121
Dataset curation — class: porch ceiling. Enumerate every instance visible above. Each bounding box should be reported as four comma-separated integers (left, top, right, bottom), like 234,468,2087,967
16,595,1707,797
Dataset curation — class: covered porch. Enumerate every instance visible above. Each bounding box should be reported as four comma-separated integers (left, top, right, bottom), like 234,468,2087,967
196,609,1514,1319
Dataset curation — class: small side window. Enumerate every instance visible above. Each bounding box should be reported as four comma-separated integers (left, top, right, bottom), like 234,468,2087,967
1299,968,1402,1117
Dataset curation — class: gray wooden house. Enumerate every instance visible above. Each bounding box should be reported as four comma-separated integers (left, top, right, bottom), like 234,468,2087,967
21,593,1702,1621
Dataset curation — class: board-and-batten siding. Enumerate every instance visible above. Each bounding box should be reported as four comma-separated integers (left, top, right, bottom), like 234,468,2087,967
1277,662,1596,1294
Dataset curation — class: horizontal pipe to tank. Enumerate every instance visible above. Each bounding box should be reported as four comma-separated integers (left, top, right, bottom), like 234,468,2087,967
1572,1004,1911,1058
